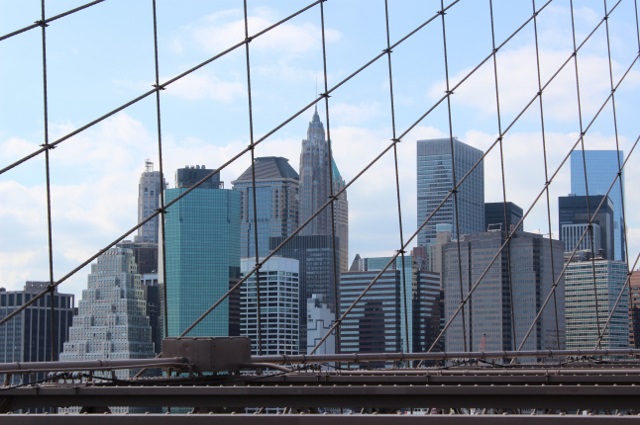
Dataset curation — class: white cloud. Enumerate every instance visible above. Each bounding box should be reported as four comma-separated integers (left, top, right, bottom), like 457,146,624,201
429,45,640,125
179,7,341,56
167,71,245,102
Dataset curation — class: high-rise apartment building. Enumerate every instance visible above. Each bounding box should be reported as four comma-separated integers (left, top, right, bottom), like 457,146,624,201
565,255,629,350
298,108,348,273
232,157,299,259
559,195,614,260
0,282,74,365
240,257,299,355
442,230,565,353
161,165,241,337
570,150,625,261
417,138,484,267
270,234,336,354
136,160,166,244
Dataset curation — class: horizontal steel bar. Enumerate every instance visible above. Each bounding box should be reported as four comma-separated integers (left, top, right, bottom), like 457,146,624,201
253,349,640,365
2,414,640,424
0,357,188,374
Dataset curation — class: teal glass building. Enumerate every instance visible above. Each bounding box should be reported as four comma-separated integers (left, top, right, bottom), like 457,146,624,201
162,166,241,337
570,150,625,261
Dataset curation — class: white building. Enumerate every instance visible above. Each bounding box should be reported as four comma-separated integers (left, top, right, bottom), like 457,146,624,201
241,257,299,355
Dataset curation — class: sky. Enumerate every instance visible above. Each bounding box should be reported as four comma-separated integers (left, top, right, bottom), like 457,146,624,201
1,0,640,300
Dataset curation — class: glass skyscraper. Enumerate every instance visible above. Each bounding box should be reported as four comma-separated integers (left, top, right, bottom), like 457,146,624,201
162,166,241,337
565,257,629,350
570,150,625,261
558,195,615,260
232,156,299,259
416,138,484,256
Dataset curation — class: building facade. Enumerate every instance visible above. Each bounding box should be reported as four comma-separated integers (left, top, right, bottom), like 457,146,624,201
136,159,166,244
417,138,484,269
298,108,348,273
485,202,524,233
240,257,299,355
162,165,241,337
442,231,565,353
60,247,154,364
0,282,74,365
565,256,629,350
570,150,625,261
559,195,614,260
232,157,299,259
270,234,336,354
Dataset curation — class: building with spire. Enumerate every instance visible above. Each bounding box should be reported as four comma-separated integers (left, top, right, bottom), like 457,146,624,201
298,108,348,273
232,157,299,259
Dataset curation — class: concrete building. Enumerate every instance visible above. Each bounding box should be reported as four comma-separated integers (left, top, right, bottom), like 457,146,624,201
0,282,74,365
307,294,335,355
443,231,565,353
270,234,336,353
240,257,299,355
298,108,348,273
135,159,166,244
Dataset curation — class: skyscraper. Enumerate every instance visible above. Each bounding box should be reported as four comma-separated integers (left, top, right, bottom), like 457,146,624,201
417,138,484,266
298,108,348,273
485,201,524,233
270,234,336,354
565,255,628,350
570,150,625,261
0,282,74,365
345,250,440,356
558,195,614,260
240,257,299,355
161,165,241,337
232,157,299,259
442,230,565,353
60,247,154,366
136,159,166,244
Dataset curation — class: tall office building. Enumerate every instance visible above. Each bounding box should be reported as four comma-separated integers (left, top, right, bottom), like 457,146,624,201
559,195,614,260
270,234,336,353
348,250,440,353
630,270,640,348
60,247,154,365
442,230,565,353
417,138,484,268
307,294,336,355
136,160,166,244
485,202,523,233
240,257,299,355
298,108,348,273
565,254,629,350
570,150,625,261
161,165,241,337
232,157,299,259
0,282,74,365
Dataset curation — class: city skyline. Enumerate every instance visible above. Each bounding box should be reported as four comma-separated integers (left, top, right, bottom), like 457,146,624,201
3,1,640,304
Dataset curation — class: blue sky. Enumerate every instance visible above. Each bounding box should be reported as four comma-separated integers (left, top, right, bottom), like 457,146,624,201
2,0,640,298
